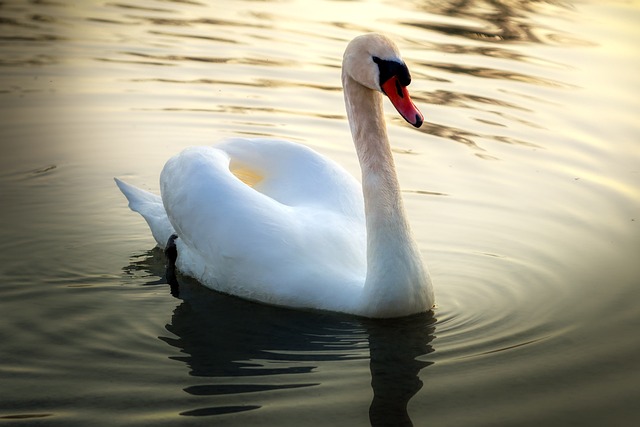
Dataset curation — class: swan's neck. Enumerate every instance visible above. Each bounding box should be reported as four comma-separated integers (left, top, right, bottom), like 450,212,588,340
342,73,432,317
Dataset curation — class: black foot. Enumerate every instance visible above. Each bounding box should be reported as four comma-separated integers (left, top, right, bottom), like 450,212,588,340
165,233,180,298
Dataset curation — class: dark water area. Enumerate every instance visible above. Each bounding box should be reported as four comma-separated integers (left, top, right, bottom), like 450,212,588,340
1,0,639,426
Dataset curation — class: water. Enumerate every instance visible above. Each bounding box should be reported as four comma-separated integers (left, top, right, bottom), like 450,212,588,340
1,0,639,425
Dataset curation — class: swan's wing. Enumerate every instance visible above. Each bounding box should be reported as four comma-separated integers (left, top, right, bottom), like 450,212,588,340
160,145,291,259
216,138,364,218
114,178,175,247
160,144,366,305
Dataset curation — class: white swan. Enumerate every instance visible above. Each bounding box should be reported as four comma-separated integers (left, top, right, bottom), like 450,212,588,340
116,33,434,318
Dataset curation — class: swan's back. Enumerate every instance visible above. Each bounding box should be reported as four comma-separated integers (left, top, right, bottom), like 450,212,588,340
217,138,362,216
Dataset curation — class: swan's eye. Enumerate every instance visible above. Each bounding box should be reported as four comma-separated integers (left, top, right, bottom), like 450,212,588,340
372,56,411,88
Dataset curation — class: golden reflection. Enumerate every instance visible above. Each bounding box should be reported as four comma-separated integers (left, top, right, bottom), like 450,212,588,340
414,120,539,150
136,105,344,122
417,89,529,111
130,77,340,92
105,51,299,67
417,122,480,148
148,30,238,44
134,16,269,30
408,0,579,45
420,61,574,88
107,3,175,13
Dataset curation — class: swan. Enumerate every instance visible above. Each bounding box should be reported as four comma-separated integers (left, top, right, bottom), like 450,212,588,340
115,33,434,318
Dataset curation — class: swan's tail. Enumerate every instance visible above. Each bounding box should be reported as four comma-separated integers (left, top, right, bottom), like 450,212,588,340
114,178,175,248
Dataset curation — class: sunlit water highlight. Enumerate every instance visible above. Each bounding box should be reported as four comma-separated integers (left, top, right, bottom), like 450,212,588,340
1,0,639,426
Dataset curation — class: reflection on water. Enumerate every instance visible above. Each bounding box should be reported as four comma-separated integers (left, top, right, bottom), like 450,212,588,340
1,0,639,425
422,61,573,88
365,316,434,427
410,0,581,44
131,249,435,424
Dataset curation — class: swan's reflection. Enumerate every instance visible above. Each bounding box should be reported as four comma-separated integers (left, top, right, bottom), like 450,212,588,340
364,316,434,426
126,249,435,423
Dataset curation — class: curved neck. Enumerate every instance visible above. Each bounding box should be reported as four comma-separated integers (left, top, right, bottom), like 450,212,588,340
342,72,431,317
342,73,410,248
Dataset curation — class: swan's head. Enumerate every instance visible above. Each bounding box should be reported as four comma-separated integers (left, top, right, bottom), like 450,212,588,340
343,33,423,128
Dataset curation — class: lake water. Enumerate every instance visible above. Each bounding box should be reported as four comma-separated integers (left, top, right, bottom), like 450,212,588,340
1,0,639,425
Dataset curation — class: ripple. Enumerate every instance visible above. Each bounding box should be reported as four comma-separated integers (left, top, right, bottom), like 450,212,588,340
148,30,239,44
106,2,177,14
0,413,54,420
180,406,261,416
408,0,584,46
422,61,575,89
428,246,564,364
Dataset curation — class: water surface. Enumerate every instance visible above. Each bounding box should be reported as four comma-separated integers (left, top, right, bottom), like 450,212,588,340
1,0,639,426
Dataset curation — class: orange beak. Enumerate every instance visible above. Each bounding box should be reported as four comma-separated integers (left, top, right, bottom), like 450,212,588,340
381,76,423,128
